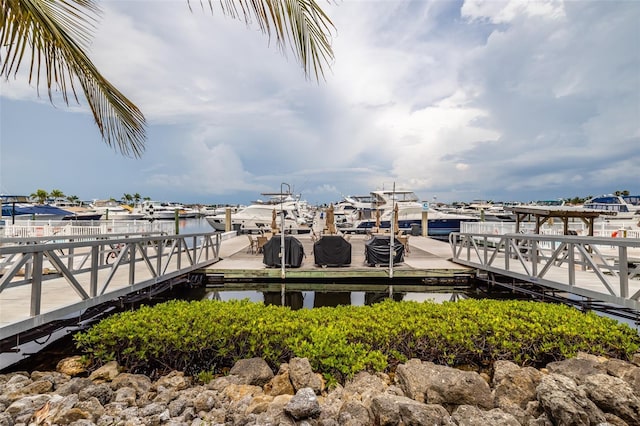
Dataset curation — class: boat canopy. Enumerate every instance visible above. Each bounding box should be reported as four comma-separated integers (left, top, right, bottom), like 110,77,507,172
1,203,72,217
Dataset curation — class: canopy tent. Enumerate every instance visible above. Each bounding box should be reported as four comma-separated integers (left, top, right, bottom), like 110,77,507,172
313,235,351,266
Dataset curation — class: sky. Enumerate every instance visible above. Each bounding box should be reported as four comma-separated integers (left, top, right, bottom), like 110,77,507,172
1,0,639,206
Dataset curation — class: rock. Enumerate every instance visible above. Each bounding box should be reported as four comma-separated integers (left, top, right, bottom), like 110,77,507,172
395,358,493,409
229,357,274,386
155,370,191,392
371,393,453,426
605,357,640,396
289,357,324,394
493,361,543,422
110,372,152,396
56,356,88,377
285,387,321,420
3,354,640,426
451,405,520,425
582,373,640,424
536,373,606,425
87,360,120,382
545,357,606,385
338,399,373,425
264,363,296,396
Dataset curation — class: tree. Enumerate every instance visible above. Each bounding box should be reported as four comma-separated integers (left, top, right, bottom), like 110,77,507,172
122,193,133,206
1,0,334,157
49,189,65,201
30,189,48,204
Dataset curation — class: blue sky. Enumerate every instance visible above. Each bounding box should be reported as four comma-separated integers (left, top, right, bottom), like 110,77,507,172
1,0,638,206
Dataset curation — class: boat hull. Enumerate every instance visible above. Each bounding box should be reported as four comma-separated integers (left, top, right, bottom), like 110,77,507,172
348,217,477,237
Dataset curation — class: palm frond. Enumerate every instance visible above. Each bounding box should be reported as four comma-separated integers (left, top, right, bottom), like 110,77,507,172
201,0,335,81
1,0,146,157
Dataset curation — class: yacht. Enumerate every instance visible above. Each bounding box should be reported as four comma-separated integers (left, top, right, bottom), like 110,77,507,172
582,194,640,220
90,200,146,220
1,195,76,221
344,189,478,237
205,192,310,233
132,201,183,220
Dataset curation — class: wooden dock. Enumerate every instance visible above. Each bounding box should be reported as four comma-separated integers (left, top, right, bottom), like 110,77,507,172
200,233,476,284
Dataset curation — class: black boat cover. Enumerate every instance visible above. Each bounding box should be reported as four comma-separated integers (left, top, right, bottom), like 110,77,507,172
364,235,404,266
313,235,352,266
262,235,305,268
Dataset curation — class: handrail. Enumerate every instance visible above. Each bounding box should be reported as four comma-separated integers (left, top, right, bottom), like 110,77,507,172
0,232,221,340
449,232,640,311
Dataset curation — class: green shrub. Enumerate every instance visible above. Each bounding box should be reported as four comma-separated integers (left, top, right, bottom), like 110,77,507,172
74,298,640,384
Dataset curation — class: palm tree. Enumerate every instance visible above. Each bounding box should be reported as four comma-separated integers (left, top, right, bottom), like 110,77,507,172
49,189,65,202
30,189,48,204
1,0,334,157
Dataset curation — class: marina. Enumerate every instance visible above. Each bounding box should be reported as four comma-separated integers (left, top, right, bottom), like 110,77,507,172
1,193,640,368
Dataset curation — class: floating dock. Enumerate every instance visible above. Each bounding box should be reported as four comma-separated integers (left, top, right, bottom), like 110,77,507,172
198,232,476,287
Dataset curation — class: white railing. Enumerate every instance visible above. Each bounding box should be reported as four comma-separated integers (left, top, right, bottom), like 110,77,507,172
449,231,640,311
0,231,221,342
461,221,640,238
1,219,176,238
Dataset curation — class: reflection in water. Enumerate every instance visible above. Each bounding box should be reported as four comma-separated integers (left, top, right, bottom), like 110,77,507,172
314,292,352,308
263,291,304,309
203,289,464,309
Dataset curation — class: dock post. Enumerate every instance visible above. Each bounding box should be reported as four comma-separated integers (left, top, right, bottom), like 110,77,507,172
421,210,429,237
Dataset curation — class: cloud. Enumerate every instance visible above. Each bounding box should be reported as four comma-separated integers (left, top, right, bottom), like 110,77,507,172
1,0,637,204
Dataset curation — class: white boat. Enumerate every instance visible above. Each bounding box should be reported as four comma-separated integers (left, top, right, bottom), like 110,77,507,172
134,201,184,220
345,189,478,237
90,200,146,220
205,192,309,233
582,194,640,220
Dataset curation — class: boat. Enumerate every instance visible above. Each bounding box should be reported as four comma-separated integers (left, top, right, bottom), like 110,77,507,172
133,201,184,220
89,200,146,220
351,204,479,237
205,192,310,233
582,194,640,220
48,200,103,221
343,189,478,237
1,195,78,221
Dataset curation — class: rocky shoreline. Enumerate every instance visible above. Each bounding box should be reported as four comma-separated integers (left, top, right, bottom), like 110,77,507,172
1,352,640,425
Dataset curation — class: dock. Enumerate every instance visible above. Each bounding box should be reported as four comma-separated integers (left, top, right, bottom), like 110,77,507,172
200,232,476,285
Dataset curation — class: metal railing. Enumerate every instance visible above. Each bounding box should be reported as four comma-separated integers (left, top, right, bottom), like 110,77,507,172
449,231,640,311
0,231,221,340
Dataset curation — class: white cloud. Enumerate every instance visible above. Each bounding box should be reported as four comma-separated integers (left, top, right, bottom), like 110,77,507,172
1,0,637,204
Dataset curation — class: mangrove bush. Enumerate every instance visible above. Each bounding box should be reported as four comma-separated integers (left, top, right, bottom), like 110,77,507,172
74,299,640,384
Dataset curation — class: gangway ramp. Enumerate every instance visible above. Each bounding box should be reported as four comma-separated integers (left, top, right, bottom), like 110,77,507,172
449,231,640,313
0,231,221,353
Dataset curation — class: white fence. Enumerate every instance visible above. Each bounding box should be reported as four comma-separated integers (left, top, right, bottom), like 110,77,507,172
1,220,176,239
461,221,640,239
